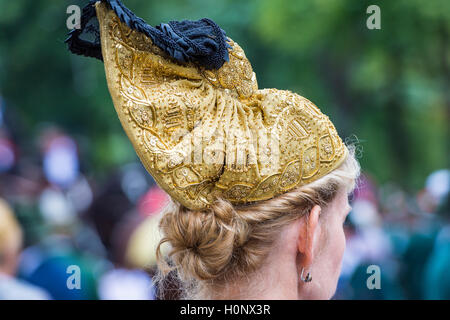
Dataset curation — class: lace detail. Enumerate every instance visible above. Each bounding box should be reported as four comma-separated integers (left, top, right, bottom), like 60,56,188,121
65,0,231,69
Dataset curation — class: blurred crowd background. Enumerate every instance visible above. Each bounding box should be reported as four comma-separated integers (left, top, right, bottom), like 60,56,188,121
0,0,448,299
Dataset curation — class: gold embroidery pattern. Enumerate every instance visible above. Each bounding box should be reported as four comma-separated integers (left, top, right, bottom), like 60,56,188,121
96,3,348,210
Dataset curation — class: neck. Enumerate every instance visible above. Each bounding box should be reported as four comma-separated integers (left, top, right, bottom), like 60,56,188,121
210,255,300,300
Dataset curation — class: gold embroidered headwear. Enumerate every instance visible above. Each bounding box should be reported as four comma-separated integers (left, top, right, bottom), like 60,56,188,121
67,1,348,210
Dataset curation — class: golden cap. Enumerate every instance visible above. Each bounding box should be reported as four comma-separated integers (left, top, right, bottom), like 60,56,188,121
95,2,348,210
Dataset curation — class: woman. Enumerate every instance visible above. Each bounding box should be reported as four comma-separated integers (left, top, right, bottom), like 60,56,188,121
67,0,360,299
157,156,359,300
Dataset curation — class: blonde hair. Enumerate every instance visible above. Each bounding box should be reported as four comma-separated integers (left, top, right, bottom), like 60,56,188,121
156,147,360,299
0,199,22,266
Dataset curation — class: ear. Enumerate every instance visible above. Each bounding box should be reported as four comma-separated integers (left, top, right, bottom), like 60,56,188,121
297,205,321,267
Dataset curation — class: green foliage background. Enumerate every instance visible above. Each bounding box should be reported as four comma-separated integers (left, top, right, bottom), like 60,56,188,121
0,0,448,191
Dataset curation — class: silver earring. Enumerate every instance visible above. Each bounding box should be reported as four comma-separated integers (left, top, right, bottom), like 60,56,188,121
300,267,312,283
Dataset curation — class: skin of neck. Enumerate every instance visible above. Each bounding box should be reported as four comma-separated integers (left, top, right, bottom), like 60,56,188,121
209,219,319,300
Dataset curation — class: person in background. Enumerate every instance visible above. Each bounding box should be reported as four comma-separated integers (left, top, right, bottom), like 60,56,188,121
422,170,450,299
0,198,51,299
86,173,156,300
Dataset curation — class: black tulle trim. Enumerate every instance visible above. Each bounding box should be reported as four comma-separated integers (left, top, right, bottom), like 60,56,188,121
65,0,231,70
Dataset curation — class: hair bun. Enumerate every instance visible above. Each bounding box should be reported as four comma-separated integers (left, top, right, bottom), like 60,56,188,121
159,199,249,281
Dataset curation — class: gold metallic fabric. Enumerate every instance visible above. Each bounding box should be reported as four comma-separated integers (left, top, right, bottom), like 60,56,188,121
96,2,348,210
